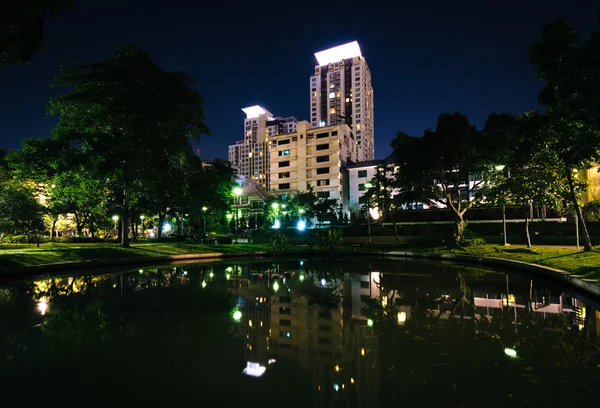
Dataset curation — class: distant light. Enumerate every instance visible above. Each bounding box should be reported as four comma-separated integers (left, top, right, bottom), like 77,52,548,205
299,209,305,214
183,271,188,276
268,359,276,365
273,281,280,292
299,275,305,282
319,121,326,127
321,278,326,287
138,269,143,274
233,310,242,321
271,202,279,209
150,232,155,237
314,41,362,66
242,361,266,377
504,348,517,358
209,272,214,278
333,383,340,392
201,281,207,288
297,220,306,231
233,186,242,195
282,204,286,209
202,206,208,211
163,223,171,232
495,164,506,171
300,261,304,266
272,219,280,229
367,318,374,327
369,207,380,221
112,215,119,221
350,378,355,384
226,274,231,280
226,266,233,272
140,215,145,220
361,348,365,356
242,106,268,119
248,319,253,327
335,364,340,372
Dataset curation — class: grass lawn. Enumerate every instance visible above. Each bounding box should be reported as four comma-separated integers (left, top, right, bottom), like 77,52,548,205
1,241,600,280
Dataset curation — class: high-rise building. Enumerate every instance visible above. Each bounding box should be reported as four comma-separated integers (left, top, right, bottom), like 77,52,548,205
228,106,297,190
310,41,374,162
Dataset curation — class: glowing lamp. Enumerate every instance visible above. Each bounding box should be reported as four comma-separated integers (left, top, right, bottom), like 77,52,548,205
233,310,242,322
272,219,281,229
242,106,268,119
297,220,306,231
273,281,280,292
242,361,266,377
314,41,362,66
233,187,242,195
367,318,374,327
504,348,517,358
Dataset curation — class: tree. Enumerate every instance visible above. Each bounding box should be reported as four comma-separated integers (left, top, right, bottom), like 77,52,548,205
0,0,71,71
0,180,45,246
486,112,575,247
391,112,507,243
48,45,210,247
527,15,600,250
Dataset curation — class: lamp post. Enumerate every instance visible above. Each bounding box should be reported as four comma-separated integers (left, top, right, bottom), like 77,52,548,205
202,206,208,242
140,215,145,238
495,165,508,246
112,215,119,238
364,182,373,243
233,187,242,244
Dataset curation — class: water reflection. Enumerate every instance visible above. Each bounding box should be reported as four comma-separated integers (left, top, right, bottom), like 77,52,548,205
0,259,599,406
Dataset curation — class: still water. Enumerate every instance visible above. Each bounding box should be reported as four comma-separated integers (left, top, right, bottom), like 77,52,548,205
1,257,599,406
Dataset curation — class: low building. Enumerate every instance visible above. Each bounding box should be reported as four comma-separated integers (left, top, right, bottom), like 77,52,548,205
231,185,269,228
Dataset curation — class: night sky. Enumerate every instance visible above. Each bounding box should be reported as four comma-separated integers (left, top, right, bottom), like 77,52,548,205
0,0,598,160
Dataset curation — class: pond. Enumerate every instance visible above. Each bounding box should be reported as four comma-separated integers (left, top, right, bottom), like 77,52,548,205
1,257,599,406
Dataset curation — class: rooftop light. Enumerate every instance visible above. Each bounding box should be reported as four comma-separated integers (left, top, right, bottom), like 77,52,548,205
314,41,362,66
242,105,268,119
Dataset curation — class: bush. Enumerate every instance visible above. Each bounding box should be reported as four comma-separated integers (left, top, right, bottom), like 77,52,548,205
216,236,233,244
270,230,288,256
583,201,600,223
459,228,486,247
1,234,49,244
317,228,344,255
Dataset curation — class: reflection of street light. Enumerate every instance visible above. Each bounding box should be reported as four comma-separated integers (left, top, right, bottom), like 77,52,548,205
364,183,373,243
233,187,242,244
504,348,517,358
140,215,145,238
37,297,48,315
273,281,280,292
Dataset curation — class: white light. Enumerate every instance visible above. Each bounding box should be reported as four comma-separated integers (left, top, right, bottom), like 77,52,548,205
299,275,305,282
297,220,306,231
233,310,242,321
329,91,336,98
273,281,280,292
369,207,380,220
319,121,326,127
233,186,242,195
333,383,340,392
201,281,207,288
272,219,280,229
300,261,304,266
314,41,362,66
37,298,48,315
163,223,171,232
242,105,268,119
150,232,155,237
504,348,518,358
268,359,276,365
321,278,326,287
397,311,407,324
242,361,266,377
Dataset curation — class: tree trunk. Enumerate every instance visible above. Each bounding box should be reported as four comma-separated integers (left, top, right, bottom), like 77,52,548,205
525,217,532,248
120,187,130,248
51,215,58,240
566,169,592,251
392,218,399,244
130,214,137,243
157,213,165,241
455,213,466,244
34,231,40,248
89,216,95,242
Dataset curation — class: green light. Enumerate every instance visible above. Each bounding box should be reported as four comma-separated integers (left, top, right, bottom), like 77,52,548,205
299,275,305,282
273,281,280,292
226,213,232,220
364,182,373,188
226,266,233,272
233,310,242,321
201,281,207,288
367,318,374,327
504,348,517,358
209,272,214,278
299,208,305,214
233,187,242,196
226,274,231,280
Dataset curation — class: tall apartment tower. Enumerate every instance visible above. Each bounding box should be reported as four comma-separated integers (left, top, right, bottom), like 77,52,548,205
310,41,374,162
228,105,297,190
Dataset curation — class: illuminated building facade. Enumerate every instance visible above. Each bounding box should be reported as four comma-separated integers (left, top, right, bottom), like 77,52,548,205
228,106,298,190
310,41,374,162
269,120,357,213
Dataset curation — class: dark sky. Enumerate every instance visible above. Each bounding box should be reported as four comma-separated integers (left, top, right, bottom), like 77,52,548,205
0,0,598,160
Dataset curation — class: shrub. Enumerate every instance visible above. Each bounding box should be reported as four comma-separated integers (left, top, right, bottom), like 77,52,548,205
317,228,344,255
460,228,486,247
583,200,600,223
216,236,233,244
270,230,288,256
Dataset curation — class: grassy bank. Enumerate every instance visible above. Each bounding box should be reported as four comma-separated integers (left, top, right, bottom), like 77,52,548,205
1,242,600,280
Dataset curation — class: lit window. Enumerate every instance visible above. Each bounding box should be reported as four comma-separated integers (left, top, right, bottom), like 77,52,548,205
329,108,336,114
329,92,335,98
356,124,361,130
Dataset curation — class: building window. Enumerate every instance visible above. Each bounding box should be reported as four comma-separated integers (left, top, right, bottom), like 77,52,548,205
316,167,330,175
318,310,332,319
279,319,291,326
318,324,332,333
316,143,329,151
316,155,328,163
279,161,290,168
317,191,330,198
278,139,290,145
358,183,366,191
279,172,290,178
279,307,291,315
358,170,367,178
317,179,330,186
240,196,249,204
279,183,290,190
329,108,336,114
318,337,333,345
278,150,290,156
358,196,367,204
280,296,291,302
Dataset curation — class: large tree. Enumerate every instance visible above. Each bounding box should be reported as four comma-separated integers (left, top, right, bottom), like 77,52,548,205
0,0,71,71
391,112,507,243
48,45,210,247
527,15,600,250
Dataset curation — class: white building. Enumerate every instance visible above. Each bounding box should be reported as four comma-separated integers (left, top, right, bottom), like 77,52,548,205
228,106,298,191
269,120,357,213
310,41,374,162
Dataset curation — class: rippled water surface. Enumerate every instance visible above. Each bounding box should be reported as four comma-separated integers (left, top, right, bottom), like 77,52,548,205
1,257,599,406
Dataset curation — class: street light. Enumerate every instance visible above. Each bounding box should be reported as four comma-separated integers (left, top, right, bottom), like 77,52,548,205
364,182,373,243
140,215,145,238
202,206,208,242
271,202,279,229
495,164,508,246
233,187,242,244
112,215,119,237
